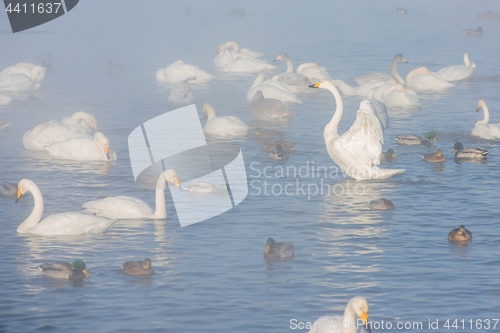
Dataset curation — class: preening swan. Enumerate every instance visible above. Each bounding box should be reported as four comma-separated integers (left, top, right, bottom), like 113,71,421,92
61,112,98,135
471,99,500,140
23,121,93,151
156,60,215,84
296,62,332,80
82,169,181,219
217,45,275,73
272,53,313,93
202,103,251,138
15,179,115,235
39,260,90,280
308,296,371,333
354,54,408,85
214,41,263,67
437,53,476,81
310,81,405,180
0,64,46,92
405,67,454,91
246,73,301,104
168,86,194,104
248,90,295,122
44,132,117,161
381,84,421,108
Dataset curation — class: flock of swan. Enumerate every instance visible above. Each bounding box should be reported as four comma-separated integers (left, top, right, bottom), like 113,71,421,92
2,31,498,331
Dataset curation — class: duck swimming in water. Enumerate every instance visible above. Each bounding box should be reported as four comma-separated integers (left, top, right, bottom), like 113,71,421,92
452,142,488,159
422,149,446,162
395,132,437,146
448,225,472,243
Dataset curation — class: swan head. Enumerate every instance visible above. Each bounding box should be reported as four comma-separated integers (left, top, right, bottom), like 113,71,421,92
425,132,437,143
203,103,216,120
94,132,111,160
452,142,464,153
273,53,289,62
395,54,409,64
72,260,91,276
217,44,228,54
348,296,370,330
72,112,98,131
15,179,37,204
476,99,486,112
162,169,180,188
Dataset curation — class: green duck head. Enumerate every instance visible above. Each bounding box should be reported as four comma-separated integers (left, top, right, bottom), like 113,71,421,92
72,260,90,277
426,132,437,143
452,142,463,153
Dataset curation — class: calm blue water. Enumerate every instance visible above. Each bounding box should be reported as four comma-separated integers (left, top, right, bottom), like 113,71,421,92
1,0,500,332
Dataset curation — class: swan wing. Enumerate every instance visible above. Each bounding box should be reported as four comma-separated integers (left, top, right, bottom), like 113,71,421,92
83,196,153,218
29,212,115,235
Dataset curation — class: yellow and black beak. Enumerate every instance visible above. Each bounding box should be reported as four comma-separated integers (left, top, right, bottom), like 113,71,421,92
361,312,370,332
476,107,481,112
94,124,98,131
174,178,180,188
104,146,110,160
309,82,321,88
83,269,91,277
264,245,270,254
15,188,23,204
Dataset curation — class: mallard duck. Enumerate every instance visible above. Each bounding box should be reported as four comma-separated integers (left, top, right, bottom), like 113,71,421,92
452,142,488,159
380,149,396,162
39,260,90,280
395,132,437,146
448,225,472,243
263,237,294,260
261,140,295,153
269,144,289,161
422,149,446,162
370,198,395,210
122,258,153,276
251,127,284,139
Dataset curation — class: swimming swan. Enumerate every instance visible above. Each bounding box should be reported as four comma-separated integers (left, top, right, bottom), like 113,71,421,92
404,67,454,91
156,60,215,84
214,41,263,67
437,53,476,81
217,45,275,73
296,62,332,80
61,112,98,135
310,81,404,180
44,132,117,161
471,99,500,139
0,65,45,92
202,103,251,138
246,73,301,104
272,53,313,93
354,54,409,85
381,84,421,108
248,90,295,122
16,179,115,235
308,296,370,333
82,169,181,219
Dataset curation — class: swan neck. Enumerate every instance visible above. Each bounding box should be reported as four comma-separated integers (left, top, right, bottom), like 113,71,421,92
152,175,167,219
324,83,343,138
17,182,44,233
251,74,267,88
342,302,358,333
330,79,354,95
225,41,240,52
283,55,294,73
391,57,405,84
381,84,399,100
464,53,471,67
481,101,489,124
205,105,216,121
223,48,234,68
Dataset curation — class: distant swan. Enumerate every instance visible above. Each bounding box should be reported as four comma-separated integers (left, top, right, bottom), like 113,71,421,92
0,64,45,92
82,169,181,219
202,103,251,138
437,53,476,81
308,296,370,333
248,90,295,122
354,54,408,85
471,99,500,140
156,60,215,84
246,73,301,104
217,45,275,73
168,86,194,104
16,179,115,235
405,67,454,91
272,53,313,93
214,41,262,67
310,81,405,180
44,132,117,161
381,84,421,108
296,62,332,80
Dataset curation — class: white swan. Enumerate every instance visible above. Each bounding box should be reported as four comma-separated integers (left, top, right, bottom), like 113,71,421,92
404,67,454,91
381,84,421,108
249,90,295,122
82,169,181,219
308,296,370,333
202,103,251,138
272,53,313,93
310,81,405,180
217,45,275,73
15,179,115,235
365,80,398,101
23,122,91,151
156,60,215,84
168,86,194,104
296,62,332,80
330,79,386,97
471,99,500,140
61,112,98,135
437,53,476,81
246,73,301,104
354,54,408,85
44,132,117,161
0,65,45,92
214,41,262,67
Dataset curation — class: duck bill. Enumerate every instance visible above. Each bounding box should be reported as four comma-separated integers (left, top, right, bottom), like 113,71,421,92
451,148,456,153
15,188,22,204
83,269,91,277
264,245,270,254
392,154,397,159
309,82,321,88
433,138,437,143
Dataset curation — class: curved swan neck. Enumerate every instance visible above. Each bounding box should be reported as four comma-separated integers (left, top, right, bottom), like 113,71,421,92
342,301,358,333
204,104,216,121
478,100,489,124
225,41,240,53
330,79,355,95
251,73,269,89
381,84,402,100
151,175,167,219
323,82,343,138
391,56,405,84
17,180,44,233
222,48,235,69
296,62,317,73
